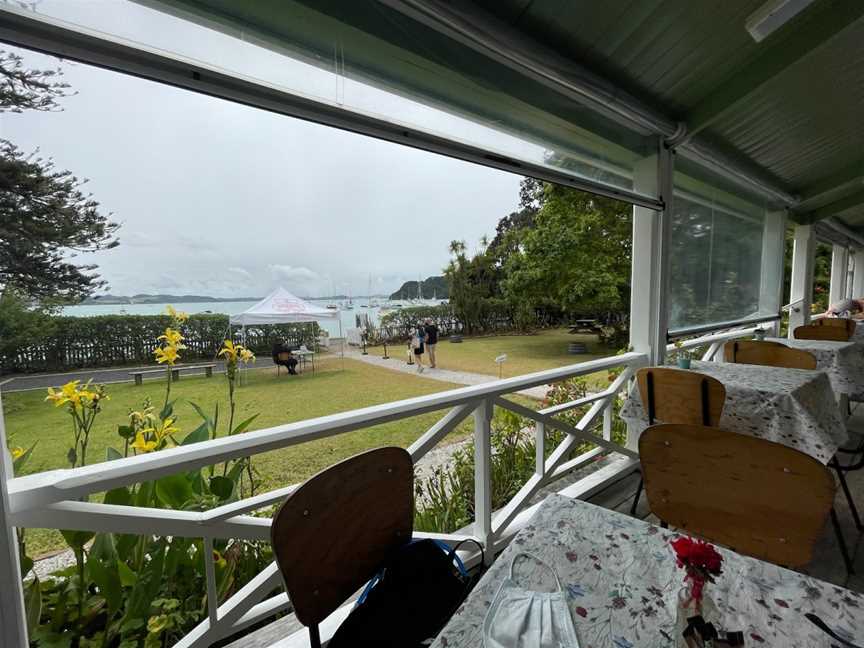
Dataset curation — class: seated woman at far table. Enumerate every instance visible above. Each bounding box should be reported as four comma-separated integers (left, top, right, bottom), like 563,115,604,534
825,298,864,318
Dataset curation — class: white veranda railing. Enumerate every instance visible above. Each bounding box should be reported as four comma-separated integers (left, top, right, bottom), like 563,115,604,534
2,326,761,647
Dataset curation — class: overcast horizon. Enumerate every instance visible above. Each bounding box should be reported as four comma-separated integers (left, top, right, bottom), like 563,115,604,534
1,1,534,300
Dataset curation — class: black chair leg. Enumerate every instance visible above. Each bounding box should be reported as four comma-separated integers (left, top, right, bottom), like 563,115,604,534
831,508,855,576
832,459,864,531
308,624,321,648
629,476,643,516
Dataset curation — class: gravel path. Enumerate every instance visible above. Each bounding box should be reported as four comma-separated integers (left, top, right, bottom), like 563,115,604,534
342,350,550,399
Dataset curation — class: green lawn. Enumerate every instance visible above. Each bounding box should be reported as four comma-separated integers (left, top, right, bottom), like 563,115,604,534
4,357,483,555
371,327,613,379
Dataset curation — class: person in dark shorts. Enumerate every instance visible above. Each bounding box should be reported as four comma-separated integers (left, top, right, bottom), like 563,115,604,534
424,318,439,368
411,323,426,373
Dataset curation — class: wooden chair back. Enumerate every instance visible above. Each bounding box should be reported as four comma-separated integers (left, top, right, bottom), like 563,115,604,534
723,340,817,370
271,447,413,641
635,367,725,426
276,351,293,363
795,322,853,341
813,317,856,335
639,424,835,566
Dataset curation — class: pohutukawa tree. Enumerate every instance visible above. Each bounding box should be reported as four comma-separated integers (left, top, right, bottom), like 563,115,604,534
0,49,119,301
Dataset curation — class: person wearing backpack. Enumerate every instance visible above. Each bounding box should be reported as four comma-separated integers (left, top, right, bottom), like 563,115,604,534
411,323,426,373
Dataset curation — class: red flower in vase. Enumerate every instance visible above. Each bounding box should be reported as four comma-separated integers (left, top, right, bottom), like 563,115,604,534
670,536,723,603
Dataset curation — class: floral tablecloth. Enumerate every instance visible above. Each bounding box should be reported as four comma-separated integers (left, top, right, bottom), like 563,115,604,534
433,495,864,648
618,361,846,464
765,337,864,397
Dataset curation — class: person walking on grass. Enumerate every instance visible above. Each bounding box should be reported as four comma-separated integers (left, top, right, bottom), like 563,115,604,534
411,322,426,373
424,317,439,368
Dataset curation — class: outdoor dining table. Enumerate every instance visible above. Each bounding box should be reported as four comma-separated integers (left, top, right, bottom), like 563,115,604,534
765,336,864,397
618,360,847,464
432,494,864,647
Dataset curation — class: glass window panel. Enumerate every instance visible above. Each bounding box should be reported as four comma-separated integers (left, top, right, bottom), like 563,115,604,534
669,170,782,334
7,0,656,199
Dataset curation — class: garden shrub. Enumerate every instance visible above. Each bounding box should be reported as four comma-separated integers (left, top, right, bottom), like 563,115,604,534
0,314,319,373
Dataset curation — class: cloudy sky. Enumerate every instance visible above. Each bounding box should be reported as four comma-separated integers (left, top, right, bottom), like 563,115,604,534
1,0,531,298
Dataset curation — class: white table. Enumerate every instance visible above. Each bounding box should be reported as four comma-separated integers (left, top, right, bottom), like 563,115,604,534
619,361,847,463
433,495,864,648
766,337,864,397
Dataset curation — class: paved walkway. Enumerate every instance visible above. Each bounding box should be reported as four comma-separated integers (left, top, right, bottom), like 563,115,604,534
0,358,277,393
343,350,550,399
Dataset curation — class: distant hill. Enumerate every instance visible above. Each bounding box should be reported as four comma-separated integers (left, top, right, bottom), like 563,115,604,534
80,294,262,305
389,276,449,300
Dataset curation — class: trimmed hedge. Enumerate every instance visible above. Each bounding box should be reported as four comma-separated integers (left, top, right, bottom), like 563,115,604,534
2,314,319,373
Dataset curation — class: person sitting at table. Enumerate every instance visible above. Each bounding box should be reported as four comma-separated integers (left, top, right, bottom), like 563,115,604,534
825,298,864,318
271,342,299,375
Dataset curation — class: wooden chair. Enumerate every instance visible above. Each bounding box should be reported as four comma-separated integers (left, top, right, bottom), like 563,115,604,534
629,367,726,514
271,447,414,647
724,340,817,369
794,323,852,342
813,317,856,339
639,423,849,570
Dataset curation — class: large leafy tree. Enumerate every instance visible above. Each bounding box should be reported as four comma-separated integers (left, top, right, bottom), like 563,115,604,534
502,183,632,316
1,49,119,301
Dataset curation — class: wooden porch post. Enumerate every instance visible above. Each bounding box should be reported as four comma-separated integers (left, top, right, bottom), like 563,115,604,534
788,224,816,336
829,244,850,307
851,249,864,298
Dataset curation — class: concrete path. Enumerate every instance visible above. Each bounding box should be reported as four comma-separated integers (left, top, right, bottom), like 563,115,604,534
343,350,550,399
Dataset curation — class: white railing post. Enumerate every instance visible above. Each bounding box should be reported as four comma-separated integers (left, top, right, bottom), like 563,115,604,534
0,393,27,648
829,244,850,308
789,223,816,336
473,398,493,565
534,422,545,476
602,405,612,441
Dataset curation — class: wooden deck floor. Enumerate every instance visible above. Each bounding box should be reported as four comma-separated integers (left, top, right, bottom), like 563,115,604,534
224,456,864,647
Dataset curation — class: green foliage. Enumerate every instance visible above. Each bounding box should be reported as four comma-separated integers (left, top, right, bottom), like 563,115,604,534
502,184,632,317
414,374,628,533
0,290,58,363
1,313,319,373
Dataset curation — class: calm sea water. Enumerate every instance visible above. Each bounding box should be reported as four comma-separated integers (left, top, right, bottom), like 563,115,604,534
61,299,385,337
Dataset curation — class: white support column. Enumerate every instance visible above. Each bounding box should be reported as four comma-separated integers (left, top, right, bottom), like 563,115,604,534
829,244,850,307
852,249,864,298
629,142,673,366
788,224,816,336
473,398,493,565
759,210,787,336
0,394,28,648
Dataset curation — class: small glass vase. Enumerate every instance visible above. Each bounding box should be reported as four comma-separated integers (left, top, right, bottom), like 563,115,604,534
674,580,718,647
677,357,691,369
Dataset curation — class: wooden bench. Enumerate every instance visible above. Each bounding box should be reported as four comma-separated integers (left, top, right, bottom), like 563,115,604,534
130,364,215,386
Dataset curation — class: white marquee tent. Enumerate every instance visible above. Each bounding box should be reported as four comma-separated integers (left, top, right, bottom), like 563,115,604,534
229,288,343,370
229,287,339,326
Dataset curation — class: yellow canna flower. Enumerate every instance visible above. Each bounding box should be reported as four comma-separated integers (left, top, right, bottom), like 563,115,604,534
212,549,227,569
10,447,24,460
154,416,180,440
46,380,82,408
131,430,158,453
239,347,256,364
154,345,180,365
157,328,186,349
218,340,237,362
165,305,189,323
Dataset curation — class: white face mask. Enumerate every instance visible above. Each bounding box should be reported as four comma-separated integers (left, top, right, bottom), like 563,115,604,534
483,553,581,648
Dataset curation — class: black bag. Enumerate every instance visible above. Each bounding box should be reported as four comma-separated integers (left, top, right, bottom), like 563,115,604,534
328,538,484,648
